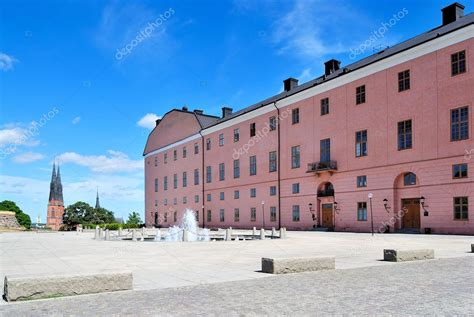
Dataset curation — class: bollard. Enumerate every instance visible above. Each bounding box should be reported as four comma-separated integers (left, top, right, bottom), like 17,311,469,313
94,228,99,240
253,227,256,237
99,228,104,239
118,227,122,237
226,228,231,241
141,227,145,236
279,228,286,239
271,227,276,238
132,229,137,242
105,229,110,241
260,228,265,240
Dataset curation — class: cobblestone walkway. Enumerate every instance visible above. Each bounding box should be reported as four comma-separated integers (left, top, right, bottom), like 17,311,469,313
1,257,473,316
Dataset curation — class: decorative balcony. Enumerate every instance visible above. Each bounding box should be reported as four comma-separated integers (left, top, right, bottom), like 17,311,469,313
306,160,338,175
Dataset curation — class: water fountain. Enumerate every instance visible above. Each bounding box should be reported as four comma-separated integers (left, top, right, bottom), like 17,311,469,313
160,209,210,242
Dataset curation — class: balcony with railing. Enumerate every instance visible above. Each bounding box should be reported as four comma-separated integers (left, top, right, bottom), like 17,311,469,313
306,160,338,175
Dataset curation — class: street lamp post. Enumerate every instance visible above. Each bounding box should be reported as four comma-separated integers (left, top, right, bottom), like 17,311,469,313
202,205,205,228
368,193,374,236
261,201,265,229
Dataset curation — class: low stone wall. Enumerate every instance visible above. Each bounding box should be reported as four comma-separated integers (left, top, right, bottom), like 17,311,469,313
383,249,435,262
0,211,21,229
4,271,133,302
262,256,335,274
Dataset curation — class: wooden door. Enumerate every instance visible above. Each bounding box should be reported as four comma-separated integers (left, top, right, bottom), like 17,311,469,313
402,199,420,229
321,204,333,228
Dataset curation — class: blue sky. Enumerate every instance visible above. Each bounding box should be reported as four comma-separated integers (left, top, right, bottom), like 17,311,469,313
0,0,463,222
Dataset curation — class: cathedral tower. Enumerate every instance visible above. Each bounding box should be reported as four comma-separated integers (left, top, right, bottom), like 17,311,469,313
46,163,64,230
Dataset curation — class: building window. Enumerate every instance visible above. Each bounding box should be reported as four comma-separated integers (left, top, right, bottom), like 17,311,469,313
234,208,240,222
356,85,366,105
291,146,300,168
451,106,469,141
451,50,466,76
250,208,256,222
320,139,331,162
194,195,199,203
292,108,300,124
182,172,187,187
292,205,300,222
219,163,225,181
233,159,240,178
173,174,178,189
206,166,212,183
194,143,199,154
398,120,413,150
234,128,240,142
219,133,224,146
164,153,168,164
207,193,211,202
453,164,468,179
403,172,416,186
269,151,277,172
183,147,187,158
164,199,168,206
250,155,257,176
183,196,187,204
355,130,368,157
173,198,177,205
398,70,410,92
270,207,277,222
206,138,211,151
164,176,168,190
321,98,329,115
164,212,168,222
270,186,277,196
174,150,177,161
250,188,256,198
196,211,199,222
454,197,468,220
292,183,300,194
173,211,177,222
207,210,212,222
154,156,158,167
154,200,158,207
357,175,367,188
269,116,277,131
219,192,225,201
250,123,256,137
234,190,240,199
194,169,199,185
357,202,367,221
154,178,158,192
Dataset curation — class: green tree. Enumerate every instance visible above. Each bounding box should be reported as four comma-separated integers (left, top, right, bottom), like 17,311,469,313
0,200,31,229
84,206,115,224
63,201,93,227
127,212,142,226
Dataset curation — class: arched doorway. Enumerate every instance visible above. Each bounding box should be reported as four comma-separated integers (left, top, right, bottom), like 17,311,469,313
317,182,335,229
393,172,421,232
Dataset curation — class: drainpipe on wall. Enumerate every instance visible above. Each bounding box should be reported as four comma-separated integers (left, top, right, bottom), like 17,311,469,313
272,102,282,230
199,131,206,228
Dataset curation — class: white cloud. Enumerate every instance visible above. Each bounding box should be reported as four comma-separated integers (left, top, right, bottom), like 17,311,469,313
0,126,39,148
72,116,81,124
57,150,142,173
137,113,161,130
297,68,314,83
12,152,45,164
0,53,18,71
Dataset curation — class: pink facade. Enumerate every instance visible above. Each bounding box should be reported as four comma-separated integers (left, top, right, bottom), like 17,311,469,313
144,4,474,235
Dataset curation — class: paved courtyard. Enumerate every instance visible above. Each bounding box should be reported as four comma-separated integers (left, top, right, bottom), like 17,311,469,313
0,230,473,314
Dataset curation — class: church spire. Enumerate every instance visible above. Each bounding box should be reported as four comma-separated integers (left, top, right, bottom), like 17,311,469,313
48,163,57,202
56,164,63,202
95,187,101,209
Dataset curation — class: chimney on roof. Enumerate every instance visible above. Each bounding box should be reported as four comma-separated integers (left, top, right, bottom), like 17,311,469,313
441,2,464,25
324,59,341,76
222,107,233,118
194,109,204,115
283,78,298,92
155,119,162,126
182,106,188,111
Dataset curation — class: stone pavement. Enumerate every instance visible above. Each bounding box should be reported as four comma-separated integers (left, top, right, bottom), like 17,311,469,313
1,257,473,316
1,230,473,296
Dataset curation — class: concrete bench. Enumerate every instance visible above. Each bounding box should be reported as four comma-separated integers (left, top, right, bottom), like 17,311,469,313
262,256,335,274
383,249,434,262
3,271,133,302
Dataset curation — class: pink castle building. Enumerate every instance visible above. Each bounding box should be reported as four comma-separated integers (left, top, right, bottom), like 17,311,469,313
144,3,473,234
